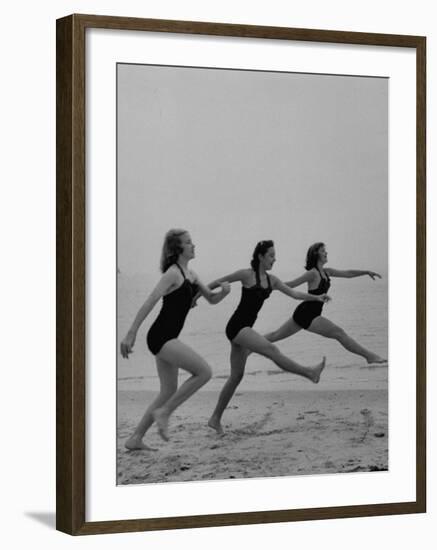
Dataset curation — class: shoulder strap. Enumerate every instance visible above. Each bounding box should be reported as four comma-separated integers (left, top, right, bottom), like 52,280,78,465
266,273,272,290
174,263,186,280
254,267,261,287
315,266,326,280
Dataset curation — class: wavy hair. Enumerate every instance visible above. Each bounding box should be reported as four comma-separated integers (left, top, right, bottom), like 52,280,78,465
160,229,187,273
250,240,274,273
305,242,325,270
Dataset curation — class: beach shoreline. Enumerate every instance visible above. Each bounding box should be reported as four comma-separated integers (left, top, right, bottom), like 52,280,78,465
117,388,388,485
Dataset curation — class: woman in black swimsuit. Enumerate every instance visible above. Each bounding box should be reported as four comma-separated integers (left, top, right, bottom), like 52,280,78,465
120,229,230,449
263,242,386,364
206,240,330,434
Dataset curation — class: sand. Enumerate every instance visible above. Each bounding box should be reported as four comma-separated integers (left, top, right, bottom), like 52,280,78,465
117,388,388,485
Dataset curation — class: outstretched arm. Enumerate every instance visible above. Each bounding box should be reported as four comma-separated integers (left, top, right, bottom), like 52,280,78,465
193,274,231,305
120,270,176,358
271,275,330,303
207,269,247,289
325,268,382,280
284,271,315,288
191,269,246,307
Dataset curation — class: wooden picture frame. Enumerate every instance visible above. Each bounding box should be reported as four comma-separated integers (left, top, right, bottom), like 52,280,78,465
56,13,426,535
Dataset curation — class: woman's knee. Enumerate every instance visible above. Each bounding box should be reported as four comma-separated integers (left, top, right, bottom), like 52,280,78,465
198,363,212,383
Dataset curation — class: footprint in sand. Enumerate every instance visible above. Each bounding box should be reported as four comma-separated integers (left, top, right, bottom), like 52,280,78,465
232,412,272,438
360,408,375,426
356,408,375,443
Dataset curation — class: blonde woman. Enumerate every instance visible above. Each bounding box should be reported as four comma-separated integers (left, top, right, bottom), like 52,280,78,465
120,229,230,448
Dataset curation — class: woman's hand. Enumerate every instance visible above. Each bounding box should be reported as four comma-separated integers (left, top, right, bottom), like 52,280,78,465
367,271,382,280
219,282,231,296
318,293,331,303
120,331,136,359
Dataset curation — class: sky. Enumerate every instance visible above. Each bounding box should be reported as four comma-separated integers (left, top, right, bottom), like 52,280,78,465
117,63,388,282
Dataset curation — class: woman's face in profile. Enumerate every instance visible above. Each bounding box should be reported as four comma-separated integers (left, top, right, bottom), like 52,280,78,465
259,246,276,270
179,232,195,260
318,245,328,264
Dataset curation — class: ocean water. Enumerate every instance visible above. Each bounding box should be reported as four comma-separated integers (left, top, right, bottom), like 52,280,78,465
117,273,388,392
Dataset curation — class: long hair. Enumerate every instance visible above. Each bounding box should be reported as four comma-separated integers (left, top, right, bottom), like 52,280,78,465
250,240,274,274
305,242,325,270
160,229,187,273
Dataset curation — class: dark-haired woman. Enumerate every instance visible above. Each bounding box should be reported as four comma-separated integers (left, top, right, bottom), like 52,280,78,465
263,242,386,364
206,240,330,434
120,229,230,448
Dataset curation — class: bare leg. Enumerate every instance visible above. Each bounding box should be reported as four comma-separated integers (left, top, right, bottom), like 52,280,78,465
243,317,303,359
152,339,212,441
308,316,386,363
125,357,177,450
264,317,302,343
208,343,248,434
235,327,326,382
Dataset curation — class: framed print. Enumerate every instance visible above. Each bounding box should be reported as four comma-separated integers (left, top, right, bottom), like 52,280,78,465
56,14,426,535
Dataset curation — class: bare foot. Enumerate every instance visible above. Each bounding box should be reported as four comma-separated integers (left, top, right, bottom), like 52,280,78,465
153,408,170,441
366,355,387,365
310,356,326,384
124,436,157,451
208,417,224,435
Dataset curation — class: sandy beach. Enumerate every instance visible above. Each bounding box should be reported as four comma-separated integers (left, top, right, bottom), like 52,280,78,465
117,387,388,485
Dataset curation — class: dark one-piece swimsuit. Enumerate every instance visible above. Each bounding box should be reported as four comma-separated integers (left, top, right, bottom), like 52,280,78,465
146,263,199,355
292,267,331,329
225,270,272,342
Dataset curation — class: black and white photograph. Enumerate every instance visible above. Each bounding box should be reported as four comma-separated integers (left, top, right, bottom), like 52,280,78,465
3,0,432,545
116,63,389,485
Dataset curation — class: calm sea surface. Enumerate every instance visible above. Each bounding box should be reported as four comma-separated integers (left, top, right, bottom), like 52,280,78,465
117,273,388,392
